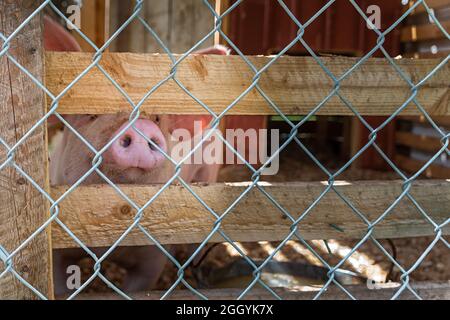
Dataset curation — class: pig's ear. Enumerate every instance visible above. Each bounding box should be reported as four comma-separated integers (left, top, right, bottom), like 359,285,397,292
193,45,230,55
44,15,81,52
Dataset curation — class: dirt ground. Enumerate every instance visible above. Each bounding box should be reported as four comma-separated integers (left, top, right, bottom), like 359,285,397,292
77,154,449,296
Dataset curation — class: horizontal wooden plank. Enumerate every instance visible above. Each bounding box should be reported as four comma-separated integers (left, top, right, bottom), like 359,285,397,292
406,3,450,25
403,50,450,59
402,38,450,58
73,281,450,300
45,52,450,116
412,0,450,15
401,20,450,42
396,154,450,178
396,131,445,153
399,115,450,128
50,180,450,249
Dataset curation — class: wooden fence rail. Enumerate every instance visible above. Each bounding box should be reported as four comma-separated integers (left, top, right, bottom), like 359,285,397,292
51,180,450,249
75,281,450,300
45,52,450,116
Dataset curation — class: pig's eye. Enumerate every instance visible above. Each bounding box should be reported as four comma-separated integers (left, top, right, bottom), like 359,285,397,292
89,115,98,121
154,116,160,124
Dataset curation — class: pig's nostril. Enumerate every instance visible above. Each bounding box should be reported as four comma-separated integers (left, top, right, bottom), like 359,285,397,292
121,136,132,148
148,139,159,151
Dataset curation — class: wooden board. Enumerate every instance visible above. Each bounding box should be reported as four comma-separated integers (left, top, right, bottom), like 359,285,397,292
400,115,450,128
396,131,446,153
401,20,450,42
45,52,450,116
215,0,231,46
412,0,450,14
50,180,450,249
143,0,171,53
403,50,450,59
74,281,450,300
0,2,53,299
109,0,213,53
170,0,215,53
72,0,110,51
396,154,450,178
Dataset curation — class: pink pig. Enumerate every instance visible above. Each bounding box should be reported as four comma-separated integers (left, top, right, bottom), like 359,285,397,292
45,15,226,295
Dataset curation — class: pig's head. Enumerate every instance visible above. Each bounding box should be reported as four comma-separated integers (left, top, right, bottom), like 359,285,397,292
45,15,229,185
50,113,218,184
51,113,168,184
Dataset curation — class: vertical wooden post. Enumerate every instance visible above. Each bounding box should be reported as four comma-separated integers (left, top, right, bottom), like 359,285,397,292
72,0,110,52
110,0,170,53
170,0,215,53
0,1,53,299
214,0,231,46
110,0,215,53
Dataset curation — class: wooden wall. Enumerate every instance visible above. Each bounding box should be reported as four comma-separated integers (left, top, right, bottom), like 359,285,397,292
109,0,215,53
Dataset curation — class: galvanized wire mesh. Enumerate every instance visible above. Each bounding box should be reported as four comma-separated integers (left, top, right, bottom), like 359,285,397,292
0,0,449,300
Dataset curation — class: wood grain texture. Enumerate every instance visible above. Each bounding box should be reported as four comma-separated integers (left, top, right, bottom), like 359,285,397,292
45,52,450,116
170,0,214,53
50,180,450,249
109,0,212,53
214,0,231,45
0,1,52,299
143,0,170,53
72,0,110,52
412,0,450,14
74,281,450,300
403,50,450,59
401,20,450,42
400,115,450,128
396,154,450,178
396,131,446,153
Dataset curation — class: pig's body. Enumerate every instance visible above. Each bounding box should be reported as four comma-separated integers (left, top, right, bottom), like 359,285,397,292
45,16,224,296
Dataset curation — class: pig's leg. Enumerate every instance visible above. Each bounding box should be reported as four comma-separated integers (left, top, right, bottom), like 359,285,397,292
53,248,88,297
111,246,172,292
178,163,222,279
53,246,171,295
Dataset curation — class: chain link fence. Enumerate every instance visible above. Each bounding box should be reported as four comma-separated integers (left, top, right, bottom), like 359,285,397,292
0,0,449,300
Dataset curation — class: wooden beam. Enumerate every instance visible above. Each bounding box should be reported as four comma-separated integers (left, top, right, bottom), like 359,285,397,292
170,0,215,53
396,131,446,153
110,0,213,54
350,117,363,168
400,115,450,128
403,50,450,59
74,281,450,300
45,52,450,116
0,1,53,299
412,0,450,15
215,0,231,46
396,154,450,178
143,0,170,53
72,0,110,51
401,21,450,42
99,0,110,48
50,180,450,249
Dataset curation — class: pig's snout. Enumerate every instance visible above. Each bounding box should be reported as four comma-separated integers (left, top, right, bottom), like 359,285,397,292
108,119,167,170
